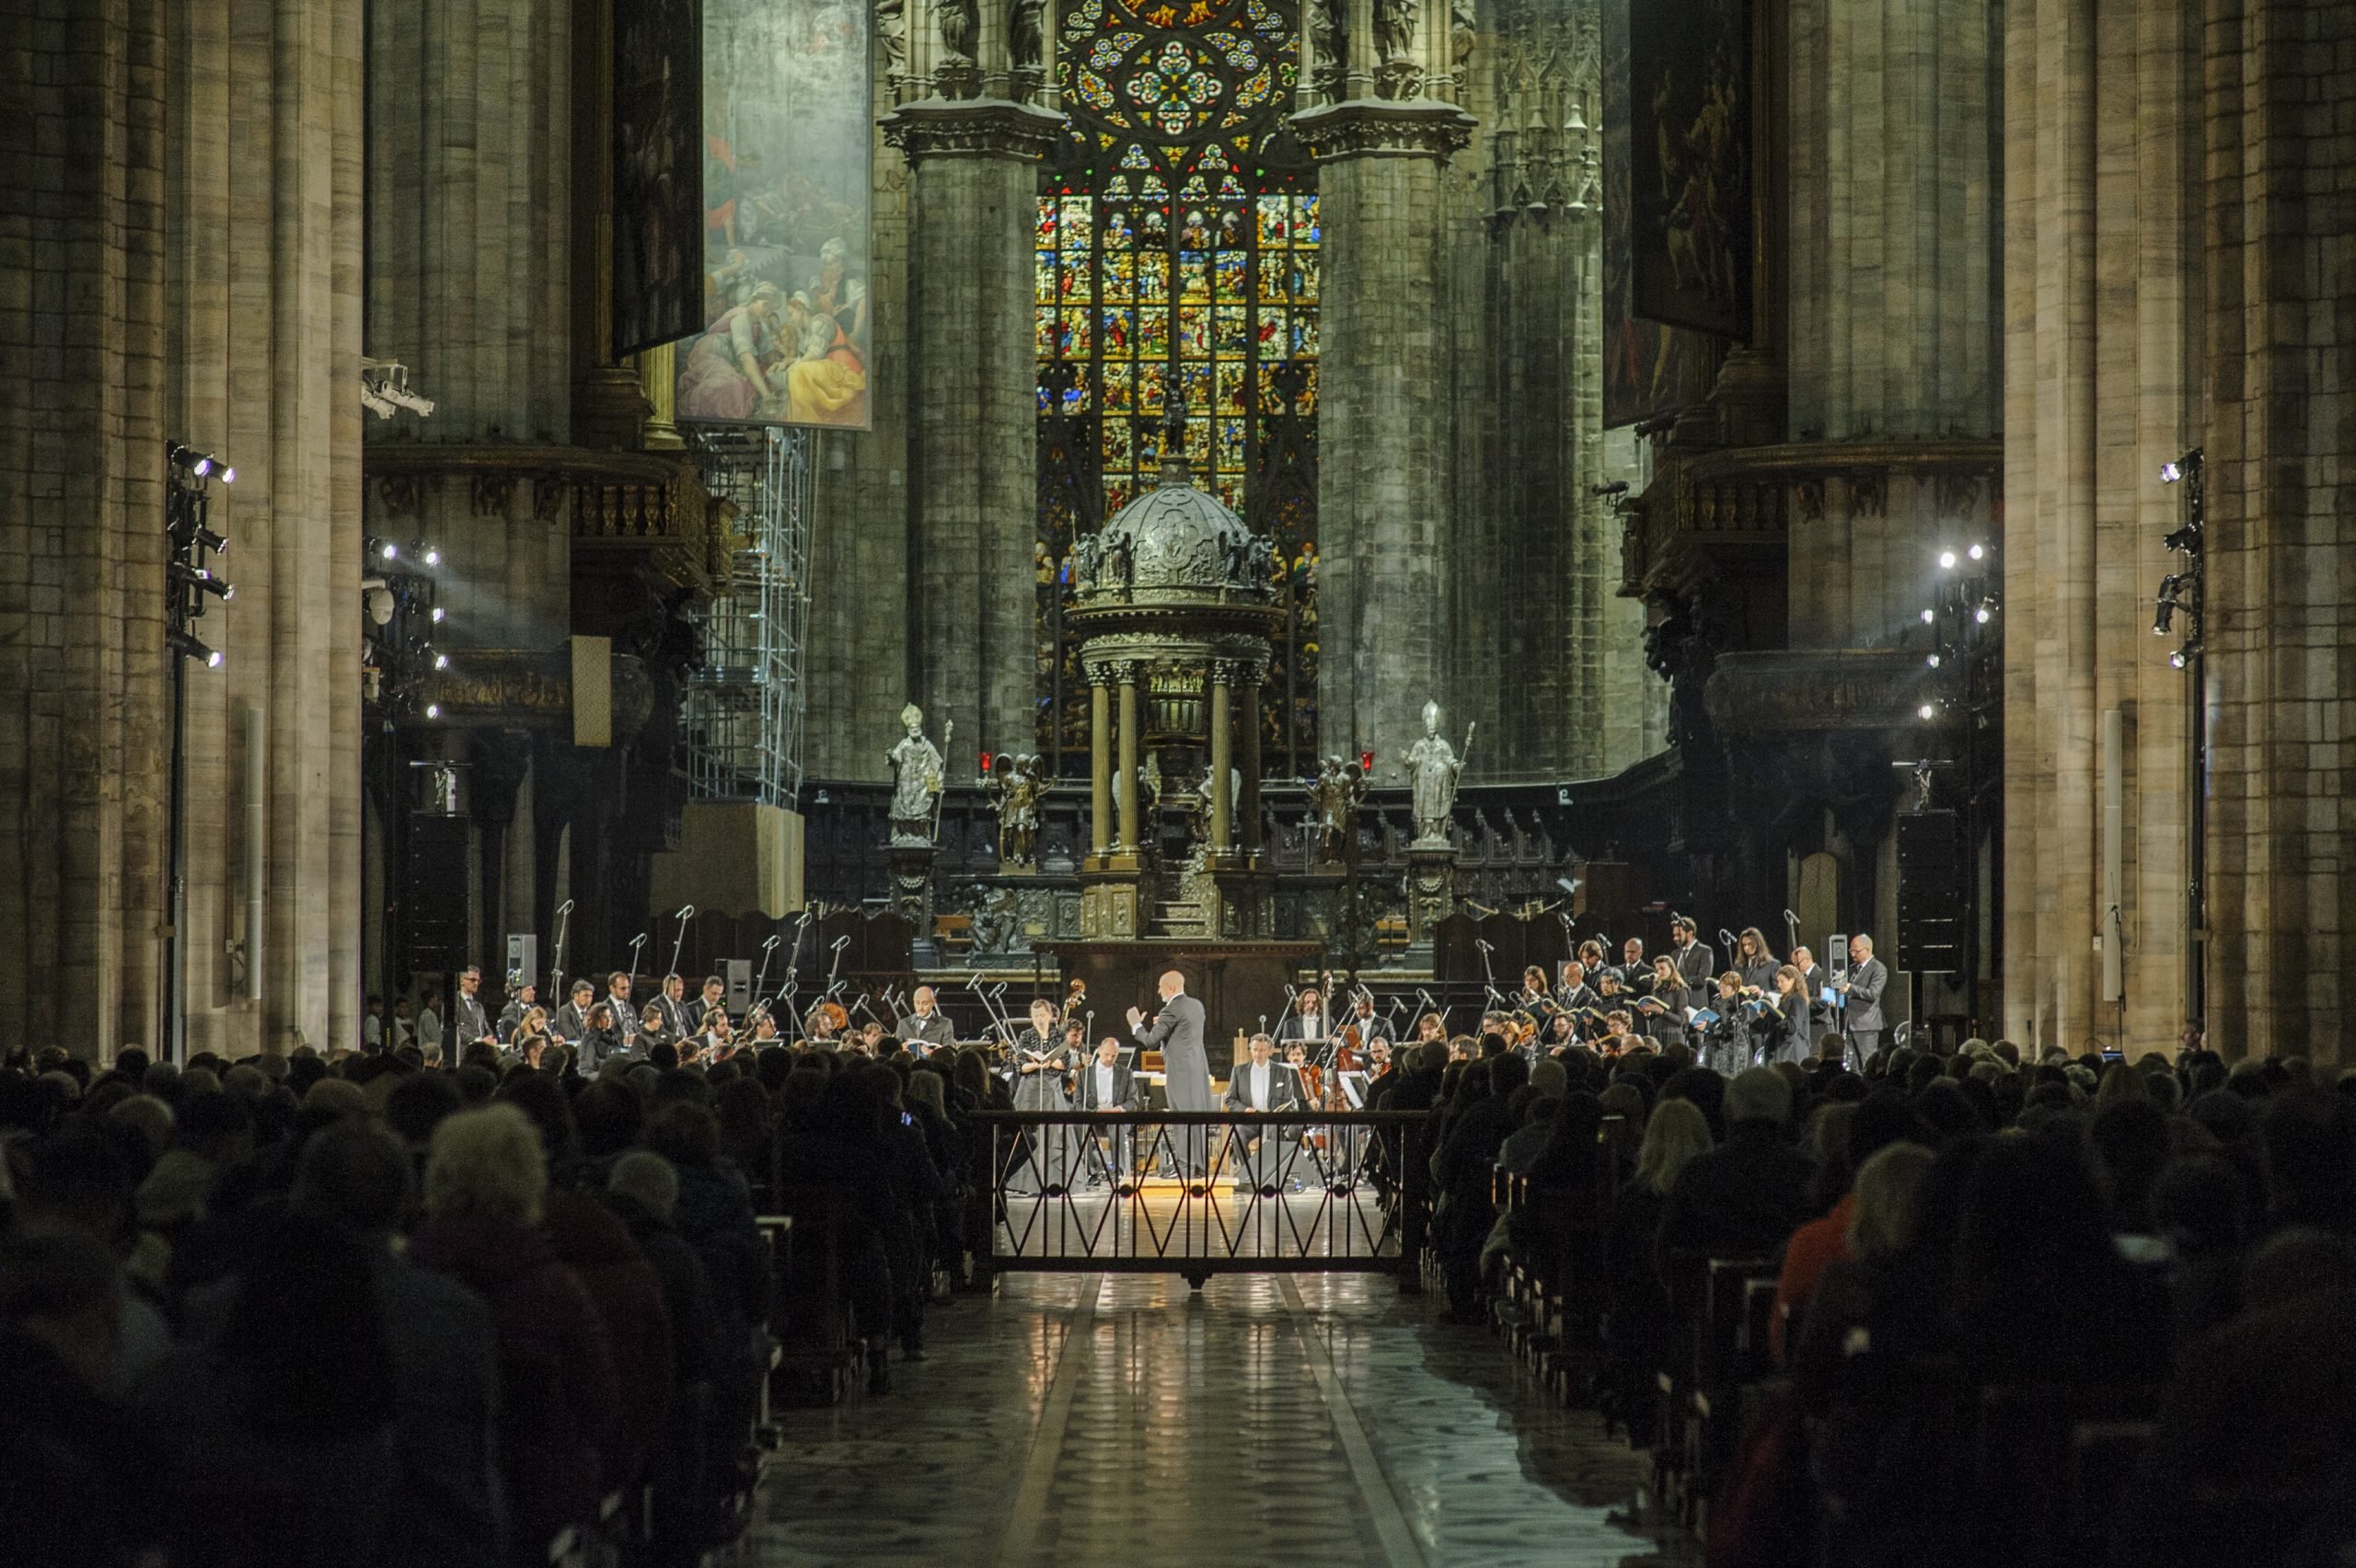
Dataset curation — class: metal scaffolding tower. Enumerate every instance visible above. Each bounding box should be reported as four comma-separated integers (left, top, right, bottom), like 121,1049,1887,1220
682,426,814,806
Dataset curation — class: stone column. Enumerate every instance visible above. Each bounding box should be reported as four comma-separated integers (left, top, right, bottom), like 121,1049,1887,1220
637,343,683,452
883,97,1064,763
1239,671,1264,860
1292,98,1474,772
1088,676,1112,860
1115,664,1141,855
1208,665,1233,858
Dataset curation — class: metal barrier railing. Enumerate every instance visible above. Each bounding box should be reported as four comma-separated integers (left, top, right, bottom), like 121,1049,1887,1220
971,1110,1432,1290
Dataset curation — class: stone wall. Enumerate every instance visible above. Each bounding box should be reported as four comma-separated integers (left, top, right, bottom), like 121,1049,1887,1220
0,0,365,1058
2001,0,2356,1063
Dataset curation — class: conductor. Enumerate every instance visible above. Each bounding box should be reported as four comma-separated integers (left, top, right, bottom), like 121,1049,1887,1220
1129,969,1211,1178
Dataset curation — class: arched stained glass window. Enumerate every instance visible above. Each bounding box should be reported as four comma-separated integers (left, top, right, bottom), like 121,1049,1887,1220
1036,0,1320,778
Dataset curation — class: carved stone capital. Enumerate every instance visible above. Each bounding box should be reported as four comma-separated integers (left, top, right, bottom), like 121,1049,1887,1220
1290,98,1476,162
883,97,1066,161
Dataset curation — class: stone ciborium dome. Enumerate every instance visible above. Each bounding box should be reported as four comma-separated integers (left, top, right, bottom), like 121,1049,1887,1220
1071,449,1273,602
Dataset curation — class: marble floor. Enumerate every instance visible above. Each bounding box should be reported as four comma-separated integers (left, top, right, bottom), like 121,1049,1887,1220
743,1273,1698,1567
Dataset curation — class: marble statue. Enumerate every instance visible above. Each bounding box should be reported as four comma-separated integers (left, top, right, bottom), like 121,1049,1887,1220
1403,699,1470,847
984,753,1045,866
1306,755,1365,864
887,702,948,846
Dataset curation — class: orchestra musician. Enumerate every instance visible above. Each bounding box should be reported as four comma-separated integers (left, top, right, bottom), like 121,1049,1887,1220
1223,1032,1302,1191
1838,934,1889,1064
698,974,731,1029
1070,1034,1143,1186
1669,917,1716,990
636,1002,672,1060
653,974,692,1039
1734,928,1780,994
605,971,637,1032
1614,937,1648,988
1276,986,1328,1045
1011,998,1076,1190
552,979,595,1044
579,1000,623,1073
452,965,494,1048
1518,966,1554,1014
896,986,956,1054
1640,954,1691,1045
496,980,538,1042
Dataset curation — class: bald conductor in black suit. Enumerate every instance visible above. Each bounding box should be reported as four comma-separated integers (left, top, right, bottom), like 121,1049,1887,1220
1130,969,1211,1177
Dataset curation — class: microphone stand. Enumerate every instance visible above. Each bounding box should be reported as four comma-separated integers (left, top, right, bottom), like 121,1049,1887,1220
750,934,780,1009
1474,938,1501,1009
667,905,696,983
627,932,649,991
548,898,575,1008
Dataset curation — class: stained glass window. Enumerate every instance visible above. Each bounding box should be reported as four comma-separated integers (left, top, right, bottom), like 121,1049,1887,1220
1036,0,1319,776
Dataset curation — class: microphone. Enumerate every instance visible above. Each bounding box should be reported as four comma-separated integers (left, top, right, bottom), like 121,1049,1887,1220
629,932,648,946
830,936,850,951
556,898,576,915
676,904,695,920
1783,909,1800,927
1474,938,1496,954
761,934,780,951
1556,875,1581,895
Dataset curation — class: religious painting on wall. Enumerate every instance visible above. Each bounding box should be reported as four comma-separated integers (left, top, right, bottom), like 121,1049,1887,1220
676,0,873,429
610,0,704,359
1628,0,1752,340
1601,0,1716,427
1034,0,1321,777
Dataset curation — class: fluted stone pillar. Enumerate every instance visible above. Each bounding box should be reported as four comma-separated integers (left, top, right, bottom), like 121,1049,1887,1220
1115,665,1141,854
1089,678,1112,859
1208,668,1233,857
1239,673,1264,859
883,98,1063,762
1294,98,1474,773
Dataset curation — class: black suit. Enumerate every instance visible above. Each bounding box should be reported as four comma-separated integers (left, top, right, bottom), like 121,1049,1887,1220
1671,941,1716,990
657,995,696,1038
451,992,492,1045
1073,1059,1144,1180
896,1011,957,1052
551,1000,592,1042
1276,1011,1329,1045
1223,1059,1301,1188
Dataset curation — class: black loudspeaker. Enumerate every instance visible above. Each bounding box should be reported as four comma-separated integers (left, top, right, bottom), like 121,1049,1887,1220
402,814,472,972
1895,810,1964,975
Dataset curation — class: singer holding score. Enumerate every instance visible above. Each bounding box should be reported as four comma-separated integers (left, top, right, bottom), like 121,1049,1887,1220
1129,970,1211,1179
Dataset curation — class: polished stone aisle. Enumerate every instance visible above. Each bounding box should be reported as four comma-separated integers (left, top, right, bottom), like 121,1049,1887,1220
744,1274,1696,1568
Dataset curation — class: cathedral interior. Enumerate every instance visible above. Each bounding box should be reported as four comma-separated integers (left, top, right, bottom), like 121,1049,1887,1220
8,5,2356,1568
3,0,2350,1065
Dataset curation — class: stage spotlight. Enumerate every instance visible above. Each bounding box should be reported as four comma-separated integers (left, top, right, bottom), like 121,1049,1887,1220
1938,549,1958,570
1974,602,1992,624
1917,703,1935,721
192,525,227,557
174,564,234,602
2168,646,2194,671
424,702,441,719
418,542,442,566
169,630,222,668
430,605,445,623
1925,652,1941,668
432,651,450,671
2163,523,2201,554
1967,543,1984,561
1920,607,1934,625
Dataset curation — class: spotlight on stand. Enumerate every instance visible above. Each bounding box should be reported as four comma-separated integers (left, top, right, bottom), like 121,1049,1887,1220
1917,703,1935,721
1924,652,1941,669
1938,549,1958,570
1920,607,1934,625
2168,644,2196,671
169,630,222,668
416,542,442,567
1974,601,1992,624
1967,543,1985,561
2163,521,2202,555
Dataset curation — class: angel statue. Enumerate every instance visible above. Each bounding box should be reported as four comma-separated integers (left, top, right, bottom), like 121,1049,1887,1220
1402,699,1470,847
1306,755,1366,864
887,702,948,846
